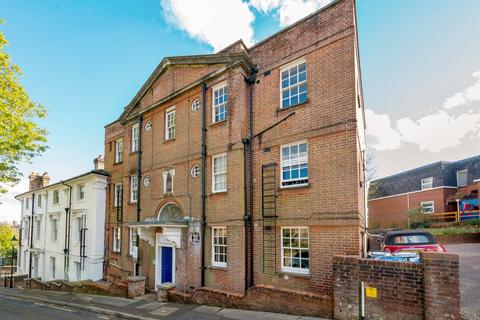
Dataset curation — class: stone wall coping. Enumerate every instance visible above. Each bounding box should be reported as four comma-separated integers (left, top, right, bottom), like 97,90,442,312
157,282,176,290
127,276,146,282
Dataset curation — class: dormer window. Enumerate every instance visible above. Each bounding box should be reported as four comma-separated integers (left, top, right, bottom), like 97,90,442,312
457,170,467,187
421,177,433,190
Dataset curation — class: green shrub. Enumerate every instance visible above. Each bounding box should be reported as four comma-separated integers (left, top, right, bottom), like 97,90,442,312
406,206,431,229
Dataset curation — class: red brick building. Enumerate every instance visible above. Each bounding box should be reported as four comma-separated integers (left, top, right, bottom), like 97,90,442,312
368,155,480,229
104,0,366,315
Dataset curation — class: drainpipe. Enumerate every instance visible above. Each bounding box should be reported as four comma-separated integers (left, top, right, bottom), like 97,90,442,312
61,181,72,280
136,115,143,276
28,194,35,278
242,138,249,291
244,66,258,290
201,82,207,287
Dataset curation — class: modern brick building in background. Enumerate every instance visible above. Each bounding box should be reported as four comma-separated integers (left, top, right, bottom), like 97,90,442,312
104,0,366,314
368,155,480,229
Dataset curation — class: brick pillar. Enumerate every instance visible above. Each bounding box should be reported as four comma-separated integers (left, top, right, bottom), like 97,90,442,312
333,256,360,320
422,252,460,320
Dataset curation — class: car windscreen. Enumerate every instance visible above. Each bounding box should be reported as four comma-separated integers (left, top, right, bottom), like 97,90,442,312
386,233,436,245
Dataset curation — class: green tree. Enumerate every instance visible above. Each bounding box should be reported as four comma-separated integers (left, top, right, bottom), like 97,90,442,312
0,20,47,193
0,224,15,259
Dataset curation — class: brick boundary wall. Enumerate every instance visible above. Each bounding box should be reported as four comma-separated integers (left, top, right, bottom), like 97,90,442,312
333,252,460,320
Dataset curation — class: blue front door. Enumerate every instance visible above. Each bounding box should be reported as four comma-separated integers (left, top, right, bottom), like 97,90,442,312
161,247,173,283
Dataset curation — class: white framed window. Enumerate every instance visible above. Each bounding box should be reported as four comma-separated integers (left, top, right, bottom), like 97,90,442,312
421,177,433,190
457,169,467,187
114,183,123,208
212,82,228,123
76,216,83,242
35,219,41,240
53,190,60,205
212,153,227,193
26,197,29,209
131,123,140,152
191,98,201,112
421,201,434,213
191,165,200,178
281,227,309,274
130,176,138,203
163,169,175,194
74,261,81,280
50,257,56,280
113,227,121,253
129,228,138,256
212,227,227,267
50,219,58,241
280,58,307,109
115,139,123,163
281,141,308,187
37,194,42,208
77,184,85,200
165,107,176,140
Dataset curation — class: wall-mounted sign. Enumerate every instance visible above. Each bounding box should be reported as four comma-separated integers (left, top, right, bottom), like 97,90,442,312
365,287,377,298
190,231,200,245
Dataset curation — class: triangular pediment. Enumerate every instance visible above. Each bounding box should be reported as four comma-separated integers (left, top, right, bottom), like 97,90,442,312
118,52,253,124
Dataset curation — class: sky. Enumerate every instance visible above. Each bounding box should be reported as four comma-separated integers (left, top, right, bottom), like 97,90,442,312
1,0,480,222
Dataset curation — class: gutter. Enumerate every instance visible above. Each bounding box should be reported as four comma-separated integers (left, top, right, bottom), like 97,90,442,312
201,82,207,287
61,181,73,280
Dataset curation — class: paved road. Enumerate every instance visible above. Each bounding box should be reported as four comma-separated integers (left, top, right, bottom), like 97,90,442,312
445,243,480,320
0,294,116,320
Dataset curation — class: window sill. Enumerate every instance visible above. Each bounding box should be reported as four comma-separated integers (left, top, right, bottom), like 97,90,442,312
276,99,310,113
210,190,228,195
279,271,311,279
163,138,176,144
210,119,227,127
129,151,140,155
278,183,310,191
210,265,227,271
113,161,123,166
163,191,174,197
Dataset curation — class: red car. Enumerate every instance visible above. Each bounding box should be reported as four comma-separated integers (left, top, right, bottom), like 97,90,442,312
381,230,446,253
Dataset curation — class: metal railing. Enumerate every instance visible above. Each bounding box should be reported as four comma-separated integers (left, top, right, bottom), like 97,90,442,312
426,210,480,222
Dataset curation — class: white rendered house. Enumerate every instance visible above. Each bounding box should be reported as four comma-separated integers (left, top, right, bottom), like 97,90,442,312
16,156,108,282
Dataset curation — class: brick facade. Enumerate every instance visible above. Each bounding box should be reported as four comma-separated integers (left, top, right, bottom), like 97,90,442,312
103,0,365,313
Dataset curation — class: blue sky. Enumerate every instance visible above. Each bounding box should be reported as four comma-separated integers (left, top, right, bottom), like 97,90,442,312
1,0,480,221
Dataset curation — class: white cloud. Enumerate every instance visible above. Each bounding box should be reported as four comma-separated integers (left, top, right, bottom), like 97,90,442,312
443,70,480,109
365,109,403,151
396,111,480,152
160,0,255,52
0,179,28,223
249,0,333,26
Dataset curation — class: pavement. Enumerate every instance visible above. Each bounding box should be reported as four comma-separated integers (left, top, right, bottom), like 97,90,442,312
0,287,325,320
444,243,480,320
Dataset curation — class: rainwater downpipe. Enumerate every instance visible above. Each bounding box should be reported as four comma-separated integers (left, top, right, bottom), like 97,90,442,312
201,82,207,287
61,181,72,280
136,115,143,276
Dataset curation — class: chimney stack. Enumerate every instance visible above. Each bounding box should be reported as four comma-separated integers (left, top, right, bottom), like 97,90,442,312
94,155,105,170
29,172,50,191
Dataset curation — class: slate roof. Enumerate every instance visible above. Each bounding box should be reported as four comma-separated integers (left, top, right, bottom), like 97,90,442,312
368,155,480,199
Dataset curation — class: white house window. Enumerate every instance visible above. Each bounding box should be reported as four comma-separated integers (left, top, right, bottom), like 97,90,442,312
76,217,83,242
50,257,56,280
114,183,123,208
115,139,123,163
421,201,434,213
130,176,138,203
74,261,81,280
421,177,433,190
281,227,309,274
53,190,60,204
212,82,228,123
280,59,307,109
163,169,175,194
113,227,121,253
212,154,227,192
35,219,41,240
212,227,227,267
129,228,138,256
131,124,140,152
457,170,467,187
281,142,308,187
51,219,58,241
77,184,85,200
191,165,200,178
165,107,176,140
37,194,42,208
